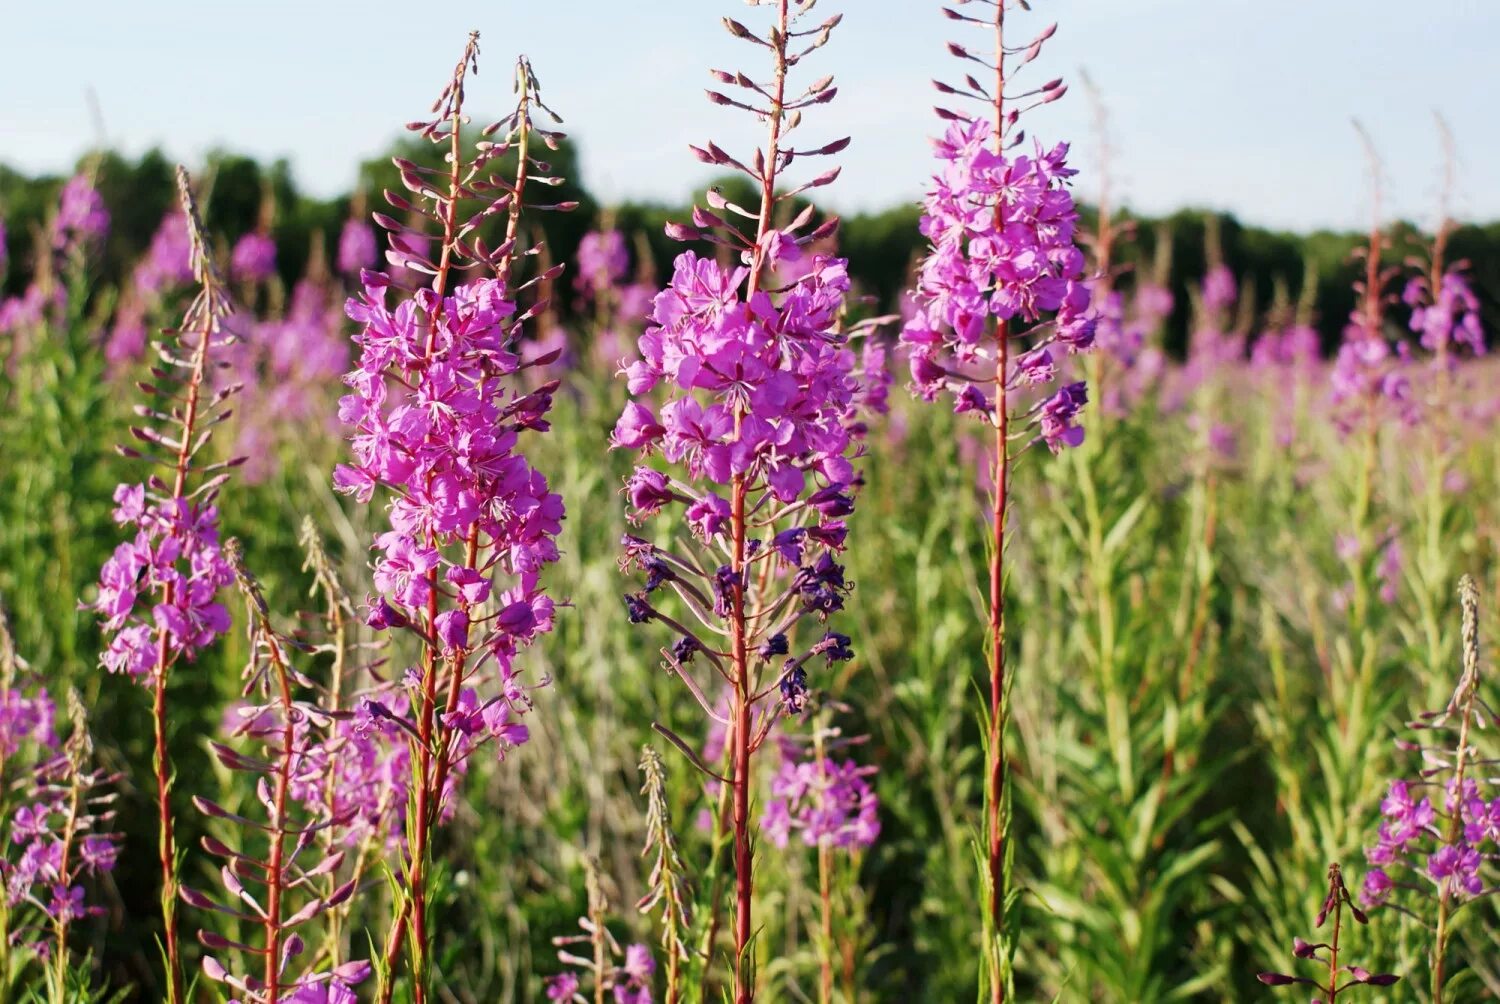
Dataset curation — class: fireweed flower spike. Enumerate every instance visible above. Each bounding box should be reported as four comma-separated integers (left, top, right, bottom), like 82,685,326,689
1361,577,1498,1001
1257,863,1399,1001
186,541,370,1004
0,607,122,996
900,2,1095,995
87,166,240,1004
611,3,859,999
333,36,568,1003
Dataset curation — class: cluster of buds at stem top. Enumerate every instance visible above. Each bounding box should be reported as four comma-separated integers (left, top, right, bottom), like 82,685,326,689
1257,863,1399,999
901,0,1097,453
187,539,370,1004
0,602,121,959
1361,577,1499,911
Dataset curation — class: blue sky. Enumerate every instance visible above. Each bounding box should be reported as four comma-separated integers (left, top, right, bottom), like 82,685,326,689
2,1,1496,232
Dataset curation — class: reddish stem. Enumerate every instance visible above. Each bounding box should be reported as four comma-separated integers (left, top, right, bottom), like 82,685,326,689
263,638,298,1002
728,5,790,1001
151,292,214,1004
986,8,1010,1002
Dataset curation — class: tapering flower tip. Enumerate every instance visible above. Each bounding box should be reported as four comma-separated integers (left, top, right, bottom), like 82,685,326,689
1255,973,1304,986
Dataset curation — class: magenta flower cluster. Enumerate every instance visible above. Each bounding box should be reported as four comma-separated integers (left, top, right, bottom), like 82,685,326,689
1403,270,1484,361
614,240,859,499
762,744,880,852
1362,778,1498,905
231,232,278,284
612,236,863,718
575,230,630,300
335,273,563,763
92,485,233,680
52,174,110,258
546,942,656,1004
106,209,197,367
337,217,378,277
901,117,1096,450
230,278,352,480
0,687,120,934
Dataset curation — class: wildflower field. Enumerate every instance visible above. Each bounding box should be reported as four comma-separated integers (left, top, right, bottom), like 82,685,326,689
3,2,1500,1001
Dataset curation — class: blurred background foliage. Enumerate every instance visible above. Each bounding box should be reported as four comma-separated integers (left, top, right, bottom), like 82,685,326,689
4,140,1497,356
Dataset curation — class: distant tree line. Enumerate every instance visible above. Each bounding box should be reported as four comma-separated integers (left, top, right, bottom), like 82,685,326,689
2,137,1495,357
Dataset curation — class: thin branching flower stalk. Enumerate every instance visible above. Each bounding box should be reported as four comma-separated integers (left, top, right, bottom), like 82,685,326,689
88,165,241,1004
1258,863,1399,1001
900,2,1096,996
1361,576,1499,1000
610,2,864,998
331,34,569,1002
186,540,369,1003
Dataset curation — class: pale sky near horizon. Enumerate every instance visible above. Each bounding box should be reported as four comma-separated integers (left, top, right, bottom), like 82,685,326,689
2,1,1496,233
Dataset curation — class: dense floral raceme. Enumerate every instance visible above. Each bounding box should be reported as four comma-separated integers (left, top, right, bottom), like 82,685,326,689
231,231,278,284
902,116,1096,450
334,273,563,771
1404,270,1484,361
612,235,865,711
1361,577,1496,910
615,240,860,498
92,485,233,679
337,216,378,277
53,174,110,258
761,738,880,852
0,672,120,952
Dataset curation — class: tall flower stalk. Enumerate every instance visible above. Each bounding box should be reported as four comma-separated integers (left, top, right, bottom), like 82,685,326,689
89,166,240,1004
187,540,369,1003
1361,576,1497,1000
901,2,1095,996
611,2,857,999
332,35,568,1002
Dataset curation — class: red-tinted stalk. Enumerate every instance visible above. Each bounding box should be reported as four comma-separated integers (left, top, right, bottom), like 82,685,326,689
726,5,791,1000
151,261,216,1004
986,8,1011,1001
